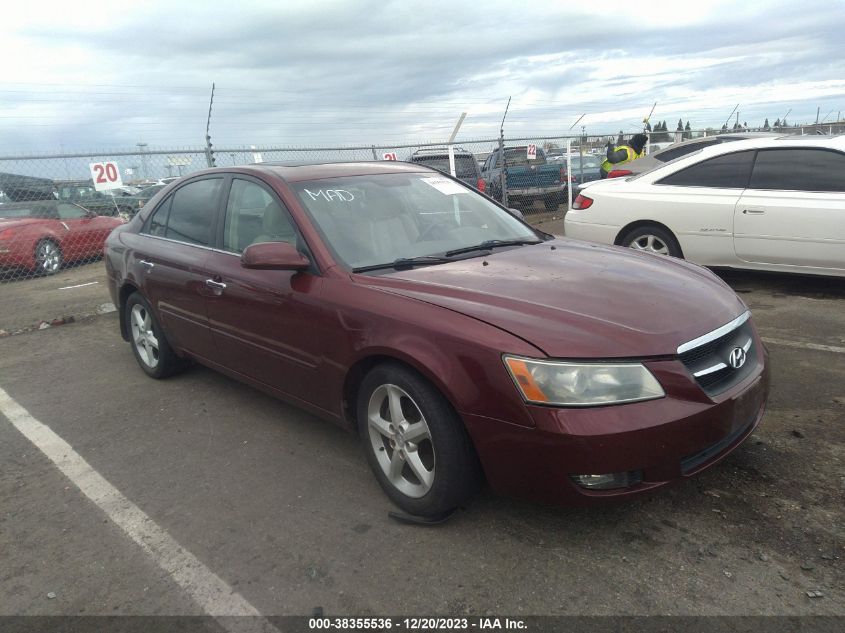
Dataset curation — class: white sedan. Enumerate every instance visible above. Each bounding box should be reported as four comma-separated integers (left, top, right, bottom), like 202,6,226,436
564,135,845,277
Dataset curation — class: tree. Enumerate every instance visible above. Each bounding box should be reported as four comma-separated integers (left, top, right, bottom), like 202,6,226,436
763,118,770,130
677,118,684,131
773,118,781,128
684,121,692,140
720,124,728,134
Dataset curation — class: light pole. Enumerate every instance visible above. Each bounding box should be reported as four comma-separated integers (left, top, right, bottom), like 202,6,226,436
136,142,149,180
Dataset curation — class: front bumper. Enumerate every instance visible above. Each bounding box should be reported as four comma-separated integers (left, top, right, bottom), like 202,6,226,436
462,349,769,505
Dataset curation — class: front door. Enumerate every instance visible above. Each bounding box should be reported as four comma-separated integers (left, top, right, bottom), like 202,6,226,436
204,177,328,408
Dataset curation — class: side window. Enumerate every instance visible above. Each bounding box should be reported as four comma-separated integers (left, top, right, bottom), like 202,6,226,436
222,179,297,253
56,203,87,219
657,150,755,188
143,196,172,237
750,149,845,192
164,178,222,246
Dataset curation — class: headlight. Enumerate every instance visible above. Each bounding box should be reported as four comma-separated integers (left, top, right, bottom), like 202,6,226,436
503,356,664,407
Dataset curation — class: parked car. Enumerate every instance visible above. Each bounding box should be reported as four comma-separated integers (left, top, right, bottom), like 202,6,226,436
407,147,486,192
105,162,769,516
567,154,603,186
603,133,781,179
56,180,166,219
481,146,571,211
565,135,845,277
0,200,124,275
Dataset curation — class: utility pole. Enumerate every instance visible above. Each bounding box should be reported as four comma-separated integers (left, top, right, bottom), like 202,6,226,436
205,82,216,167
499,96,511,208
136,142,148,179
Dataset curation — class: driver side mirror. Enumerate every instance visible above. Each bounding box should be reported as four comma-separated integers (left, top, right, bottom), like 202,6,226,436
241,241,310,271
508,208,525,221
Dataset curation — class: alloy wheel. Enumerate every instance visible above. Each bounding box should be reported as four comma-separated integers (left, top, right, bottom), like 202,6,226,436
367,384,436,498
35,241,61,273
629,234,670,255
130,304,160,368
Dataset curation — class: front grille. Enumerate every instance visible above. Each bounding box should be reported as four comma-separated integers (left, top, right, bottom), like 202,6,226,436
678,313,758,397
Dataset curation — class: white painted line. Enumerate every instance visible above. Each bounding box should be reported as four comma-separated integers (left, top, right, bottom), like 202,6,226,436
762,337,845,354
58,281,99,290
0,385,278,631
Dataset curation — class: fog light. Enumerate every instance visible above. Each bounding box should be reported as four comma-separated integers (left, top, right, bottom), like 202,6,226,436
570,471,642,490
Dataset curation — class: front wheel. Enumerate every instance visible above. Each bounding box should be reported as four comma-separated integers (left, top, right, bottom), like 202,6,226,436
34,239,62,275
620,225,683,258
125,292,188,379
357,363,482,517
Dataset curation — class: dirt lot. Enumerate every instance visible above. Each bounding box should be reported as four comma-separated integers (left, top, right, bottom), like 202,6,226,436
0,238,843,619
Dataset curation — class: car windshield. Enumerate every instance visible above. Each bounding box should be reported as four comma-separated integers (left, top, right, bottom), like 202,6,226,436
292,173,539,270
411,155,478,178
139,185,164,196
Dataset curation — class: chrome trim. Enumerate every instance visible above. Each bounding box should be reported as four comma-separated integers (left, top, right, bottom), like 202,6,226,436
742,337,752,352
693,362,727,377
677,311,750,355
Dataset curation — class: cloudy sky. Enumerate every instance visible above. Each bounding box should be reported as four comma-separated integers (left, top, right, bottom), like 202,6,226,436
1,0,844,153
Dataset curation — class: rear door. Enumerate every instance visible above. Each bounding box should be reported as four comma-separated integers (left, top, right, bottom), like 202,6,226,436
203,176,328,407
734,148,845,271
130,177,224,359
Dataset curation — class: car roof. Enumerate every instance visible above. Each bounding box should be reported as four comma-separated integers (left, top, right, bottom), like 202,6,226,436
248,160,433,182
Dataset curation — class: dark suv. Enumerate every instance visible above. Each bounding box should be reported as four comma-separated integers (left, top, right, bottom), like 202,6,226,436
408,147,486,193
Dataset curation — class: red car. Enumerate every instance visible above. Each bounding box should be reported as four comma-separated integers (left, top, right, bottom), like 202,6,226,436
104,163,769,517
0,200,124,275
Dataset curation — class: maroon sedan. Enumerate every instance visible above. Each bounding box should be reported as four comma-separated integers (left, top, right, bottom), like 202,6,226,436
104,162,768,517
1,200,124,275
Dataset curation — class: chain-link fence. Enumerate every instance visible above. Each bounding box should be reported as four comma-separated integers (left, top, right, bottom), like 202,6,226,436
0,126,821,333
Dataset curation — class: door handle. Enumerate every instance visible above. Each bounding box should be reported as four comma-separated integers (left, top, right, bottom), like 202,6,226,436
742,207,766,215
205,279,227,293
139,260,155,270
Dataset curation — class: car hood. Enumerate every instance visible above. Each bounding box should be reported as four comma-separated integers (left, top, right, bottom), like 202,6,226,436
356,239,747,358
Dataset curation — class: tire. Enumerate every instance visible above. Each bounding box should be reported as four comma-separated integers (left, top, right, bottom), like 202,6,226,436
544,197,560,212
357,363,482,517
34,239,62,275
620,224,683,258
125,292,188,379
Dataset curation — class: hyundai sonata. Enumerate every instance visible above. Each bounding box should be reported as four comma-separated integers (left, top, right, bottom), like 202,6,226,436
105,162,768,517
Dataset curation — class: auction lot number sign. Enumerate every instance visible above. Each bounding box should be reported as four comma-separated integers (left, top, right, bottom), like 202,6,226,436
89,161,124,191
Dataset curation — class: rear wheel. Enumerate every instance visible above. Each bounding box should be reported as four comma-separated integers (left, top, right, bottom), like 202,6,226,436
34,239,62,275
357,363,482,517
125,292,188,379
544,197,561,212
620,225,682,258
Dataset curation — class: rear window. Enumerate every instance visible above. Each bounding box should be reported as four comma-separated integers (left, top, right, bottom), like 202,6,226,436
503,148,547,167
411,155,479,178
749,148,845,192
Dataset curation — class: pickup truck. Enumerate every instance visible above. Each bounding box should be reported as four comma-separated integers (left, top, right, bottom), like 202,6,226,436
481,146,570,211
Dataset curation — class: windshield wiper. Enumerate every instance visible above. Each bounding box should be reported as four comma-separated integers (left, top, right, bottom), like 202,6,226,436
352,255,454,273
444,239,542,258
